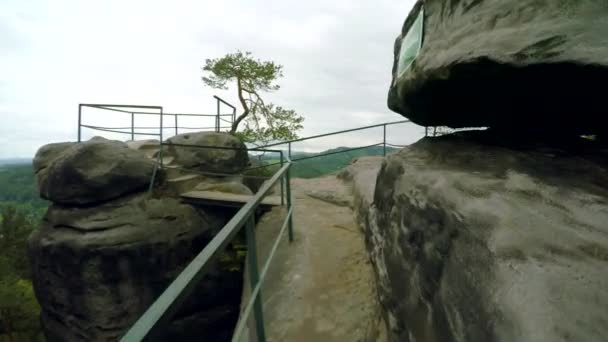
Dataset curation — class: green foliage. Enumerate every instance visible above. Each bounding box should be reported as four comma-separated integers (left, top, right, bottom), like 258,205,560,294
0,164,48,219
202,50,304,144
0,206,33,280
234,104,304,144
202,51,282,92
0,205,42,341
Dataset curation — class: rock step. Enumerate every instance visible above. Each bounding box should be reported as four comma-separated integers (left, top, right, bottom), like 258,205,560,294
181,190,281,209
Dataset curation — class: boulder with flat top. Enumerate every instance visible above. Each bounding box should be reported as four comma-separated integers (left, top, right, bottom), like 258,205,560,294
35,137,155,205
360,131,608,342
388,0,608,135
164,132,248,174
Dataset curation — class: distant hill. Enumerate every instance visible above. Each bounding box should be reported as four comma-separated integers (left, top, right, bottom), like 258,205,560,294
289,145,397,178
255,145,397,179
0,158,32,166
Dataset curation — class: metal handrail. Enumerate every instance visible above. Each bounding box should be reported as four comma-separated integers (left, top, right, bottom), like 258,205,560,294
289,142,385,162
231,205,293,342
78,96,236,142
78,101,416,341
120,161,294,341
122,119,414,341
214,95,237,130
258,120,410,148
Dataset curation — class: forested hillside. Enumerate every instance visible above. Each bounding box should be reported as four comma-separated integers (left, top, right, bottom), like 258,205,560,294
0,163,45,341
0,164,48,219
256,145,397,178
289,145,396,178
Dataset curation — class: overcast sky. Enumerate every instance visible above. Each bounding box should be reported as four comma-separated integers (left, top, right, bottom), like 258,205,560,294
0,0,422,158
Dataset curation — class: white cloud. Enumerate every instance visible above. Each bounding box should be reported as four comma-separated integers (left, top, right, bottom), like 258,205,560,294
0,0,421,158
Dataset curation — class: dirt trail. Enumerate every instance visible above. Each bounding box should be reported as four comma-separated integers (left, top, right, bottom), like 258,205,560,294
246,176,384,342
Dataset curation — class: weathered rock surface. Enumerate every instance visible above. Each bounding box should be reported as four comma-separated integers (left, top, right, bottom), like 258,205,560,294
195,181,253,196
362,131,608,342
302,175,354,208
388,0,608,134
33,142,76,173
126,139,160,158
36,137,155,205
28,194,242,342
338,157,384,224
165,132,248,173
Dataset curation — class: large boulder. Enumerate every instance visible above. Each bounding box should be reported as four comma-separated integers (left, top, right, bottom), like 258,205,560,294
33,141,76,173
338,157,384,221
126,139,161,159
165,132,248,174
36,137,155,205
361,131,608,342
28,194,242,342
388,0,608,135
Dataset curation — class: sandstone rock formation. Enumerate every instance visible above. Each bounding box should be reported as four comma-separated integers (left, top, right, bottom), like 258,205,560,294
388,0,608,135
338,157,384,223
195,181,253,195
29,134,253,341
358,131,608,342
33,141,76,174
35,137,155,205
29,194,241,341
165,132,248,173
126,139,161,158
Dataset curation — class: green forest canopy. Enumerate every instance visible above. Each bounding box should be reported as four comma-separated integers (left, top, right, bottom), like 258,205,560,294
0,164,48,220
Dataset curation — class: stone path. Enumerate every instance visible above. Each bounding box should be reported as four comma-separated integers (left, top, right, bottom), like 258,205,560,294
241,175,384,342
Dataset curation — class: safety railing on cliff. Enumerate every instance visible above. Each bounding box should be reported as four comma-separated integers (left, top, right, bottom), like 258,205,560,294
244,120,412,176
77,95,236,142
117,120,419,341
76,101,420,341
121,154,294,342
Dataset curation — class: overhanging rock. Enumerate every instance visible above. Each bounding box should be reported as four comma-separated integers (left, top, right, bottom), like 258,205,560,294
388,0,608,135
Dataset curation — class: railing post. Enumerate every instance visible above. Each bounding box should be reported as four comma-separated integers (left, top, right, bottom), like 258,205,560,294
286,166,294,243
159,108,164,168
246,215,267,342
174,114,178,136
78,104,82,142
288,142,292,160
280,151,284,206
216,97,220,132
131,112,135,141
383,124,386,156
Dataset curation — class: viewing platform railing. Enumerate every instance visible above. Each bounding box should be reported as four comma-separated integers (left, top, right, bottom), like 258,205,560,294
75,101,421,341
77,95,236,142
122,156,294,342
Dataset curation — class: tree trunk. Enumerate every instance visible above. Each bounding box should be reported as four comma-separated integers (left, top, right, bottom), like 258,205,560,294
231,77,250,133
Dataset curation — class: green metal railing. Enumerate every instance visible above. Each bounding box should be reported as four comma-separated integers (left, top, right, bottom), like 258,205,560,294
76,102,418,341
77,96,235,142
121,160,293,342
258,120,411,160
